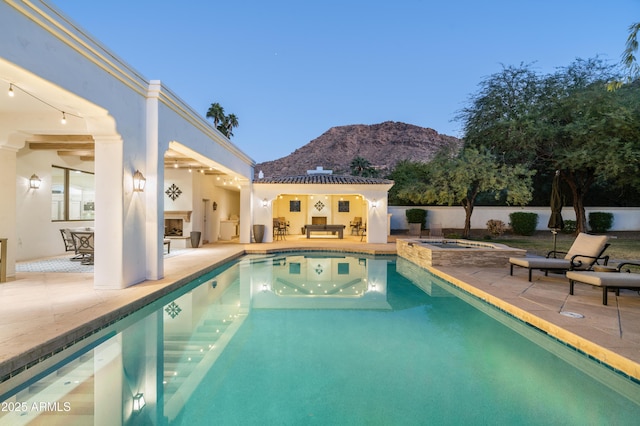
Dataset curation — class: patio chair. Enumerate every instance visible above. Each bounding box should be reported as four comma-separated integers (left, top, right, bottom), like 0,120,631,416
60,228,83,260
70,231,95,265
277,217,290,235
509,233,610,282
567,262,640,305
273,219,286,241
350,217,362,235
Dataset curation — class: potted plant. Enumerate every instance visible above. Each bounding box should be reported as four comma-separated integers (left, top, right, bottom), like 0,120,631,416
406,208,427,236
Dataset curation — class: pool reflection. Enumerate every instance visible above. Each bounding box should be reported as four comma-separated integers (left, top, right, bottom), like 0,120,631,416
0,253,392,425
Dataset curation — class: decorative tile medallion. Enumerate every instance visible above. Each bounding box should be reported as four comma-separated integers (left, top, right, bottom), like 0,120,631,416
314,201,325,211
165,301,182,318
166,184,182,201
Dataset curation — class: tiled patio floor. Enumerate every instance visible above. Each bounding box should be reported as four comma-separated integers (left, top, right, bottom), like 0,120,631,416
1,235,639,386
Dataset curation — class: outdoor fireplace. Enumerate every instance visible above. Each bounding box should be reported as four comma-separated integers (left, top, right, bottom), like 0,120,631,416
164,211,192,237
165,219,183,236
312,216,327,225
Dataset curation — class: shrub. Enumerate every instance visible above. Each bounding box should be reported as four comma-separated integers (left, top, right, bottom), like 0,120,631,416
486,219,507,237
509,212,538,236
588,212,613,233
405,208,427,229
562,220,577,234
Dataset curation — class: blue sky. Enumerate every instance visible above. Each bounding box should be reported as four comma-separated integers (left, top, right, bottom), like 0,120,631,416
51,0,639,163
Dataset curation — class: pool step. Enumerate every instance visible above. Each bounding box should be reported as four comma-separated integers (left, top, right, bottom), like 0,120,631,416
161,310,239,402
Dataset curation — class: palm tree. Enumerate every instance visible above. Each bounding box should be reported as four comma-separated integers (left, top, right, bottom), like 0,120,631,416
206,103,225,127
350,156,378,177
225,113,239,137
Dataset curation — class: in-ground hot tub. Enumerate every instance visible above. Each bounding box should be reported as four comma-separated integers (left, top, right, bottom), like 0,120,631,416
397,238,526,268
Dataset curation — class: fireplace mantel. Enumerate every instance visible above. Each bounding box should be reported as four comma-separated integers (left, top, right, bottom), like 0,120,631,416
164,210,192,222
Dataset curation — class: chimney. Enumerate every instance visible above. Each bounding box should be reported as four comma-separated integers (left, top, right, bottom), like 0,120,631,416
306,166,333,175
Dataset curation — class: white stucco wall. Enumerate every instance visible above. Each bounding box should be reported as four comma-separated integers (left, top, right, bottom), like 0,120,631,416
389,206,640,232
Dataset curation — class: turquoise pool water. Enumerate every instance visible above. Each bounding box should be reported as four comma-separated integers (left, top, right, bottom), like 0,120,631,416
1,252,639,425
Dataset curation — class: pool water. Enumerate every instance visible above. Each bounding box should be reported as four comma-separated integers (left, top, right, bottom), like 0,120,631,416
1,252,639,425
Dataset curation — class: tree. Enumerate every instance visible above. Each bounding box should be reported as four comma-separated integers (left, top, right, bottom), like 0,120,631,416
206,102,225,127
349,156,378,177
608,22,640,90
387,160,431,205
398,147,534,238
206,103,239,138
460,58,640,233
225,113,239,137
458,63,543,165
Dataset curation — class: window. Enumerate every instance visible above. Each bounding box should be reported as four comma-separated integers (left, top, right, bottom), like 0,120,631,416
51,166,95,221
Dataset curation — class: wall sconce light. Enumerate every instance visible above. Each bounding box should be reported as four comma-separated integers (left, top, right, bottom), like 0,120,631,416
371,199,379,208
132,393,146,414
29,174,42,189
262,198,268,207
133,170,146,192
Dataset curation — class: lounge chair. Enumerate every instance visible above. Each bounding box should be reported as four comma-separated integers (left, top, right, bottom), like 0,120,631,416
509,233,610,282
567,262,640,305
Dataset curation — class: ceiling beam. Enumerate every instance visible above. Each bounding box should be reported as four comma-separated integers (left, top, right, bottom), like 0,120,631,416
29,142,95,150
57,150,95,157
27,134,94,142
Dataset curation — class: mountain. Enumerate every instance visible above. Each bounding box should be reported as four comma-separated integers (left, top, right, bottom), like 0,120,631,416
254,121,462,178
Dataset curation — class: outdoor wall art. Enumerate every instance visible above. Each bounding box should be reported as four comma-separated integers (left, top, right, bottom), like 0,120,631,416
166,183,182,201
290,200,301,212
338,200,350,212
314,200,325,211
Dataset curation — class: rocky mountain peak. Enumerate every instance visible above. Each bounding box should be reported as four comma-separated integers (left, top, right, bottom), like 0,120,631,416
255,121,461,178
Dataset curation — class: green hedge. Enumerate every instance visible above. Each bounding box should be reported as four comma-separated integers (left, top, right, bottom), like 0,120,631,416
405,208,427,229
588,212,613,233
562,220,577,234
509,212,538,236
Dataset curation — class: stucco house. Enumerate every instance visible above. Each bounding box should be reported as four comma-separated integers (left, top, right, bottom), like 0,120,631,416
0,1,393,289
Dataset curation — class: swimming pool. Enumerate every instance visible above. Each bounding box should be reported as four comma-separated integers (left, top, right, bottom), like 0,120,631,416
1,252,639,425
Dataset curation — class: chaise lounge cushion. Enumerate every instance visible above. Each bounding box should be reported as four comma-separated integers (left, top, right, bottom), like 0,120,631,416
509,233,609,281
567,264,640,305
566,270,640,288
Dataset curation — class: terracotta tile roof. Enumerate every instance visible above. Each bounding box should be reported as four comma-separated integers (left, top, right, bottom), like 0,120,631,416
254,174,393,185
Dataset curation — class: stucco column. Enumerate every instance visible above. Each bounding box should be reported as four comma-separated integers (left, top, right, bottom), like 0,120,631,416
0,145,18,279
94,135,125,289
239,181,253,243
366,196,389,244
146,80,162,280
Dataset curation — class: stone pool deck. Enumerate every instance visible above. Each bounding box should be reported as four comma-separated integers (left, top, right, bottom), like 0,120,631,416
0,235,638,387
